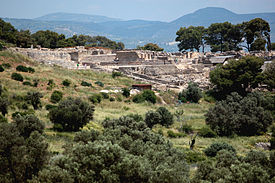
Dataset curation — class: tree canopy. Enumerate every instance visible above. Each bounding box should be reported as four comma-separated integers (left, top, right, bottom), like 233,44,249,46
176,26,205,52
210,56,264,97
0,18,125,50
137,43,164,51
175,18,271,52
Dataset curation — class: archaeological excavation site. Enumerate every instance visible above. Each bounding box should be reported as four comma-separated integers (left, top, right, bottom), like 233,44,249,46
9,46,275,91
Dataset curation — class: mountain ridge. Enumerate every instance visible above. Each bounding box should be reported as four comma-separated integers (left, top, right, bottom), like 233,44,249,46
2,7,275,51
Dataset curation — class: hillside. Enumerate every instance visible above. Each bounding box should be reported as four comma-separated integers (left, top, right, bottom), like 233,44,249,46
2,7,275,51
1,50,274,182
0,50,271,153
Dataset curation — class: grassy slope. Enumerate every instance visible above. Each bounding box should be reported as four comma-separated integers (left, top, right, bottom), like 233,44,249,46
0,50,269,156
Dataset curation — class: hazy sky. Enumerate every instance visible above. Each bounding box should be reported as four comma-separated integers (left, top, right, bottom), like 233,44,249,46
1,0,275,21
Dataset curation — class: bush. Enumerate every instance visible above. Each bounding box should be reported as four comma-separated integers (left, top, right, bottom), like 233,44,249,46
199,126,217,138
0,65,4,72
180,124,193,134
33,79,39,87
50,90,63,104
167,130,185,138
89,94,102,104
100,92,109,99
133,90,157,104
11,72,24,82
23,81,32,86
122,88,130,98
157,107,174,127
142,90,157,104
45,104,57,111
2,63,11,69
81,81,92,87
16,65,29,72
0,114,7,123
185,150,206,164
125,113,143,122
132,93,145,103
25,91,43,110
145,110,161,128
144,107,174,128
179,82,202,103
109,97,115,102
27,67,35,73
49,97,95,132
95,81,104,87
112,71,122,78
0,97,9,116
271,124,275,150
204,142,236,157
205,92,273,136
0,114,47,182
62,79,71,87
47,79,54,86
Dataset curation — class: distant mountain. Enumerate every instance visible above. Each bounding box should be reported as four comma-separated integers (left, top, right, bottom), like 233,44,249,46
35,12,122,23
2,7,275,51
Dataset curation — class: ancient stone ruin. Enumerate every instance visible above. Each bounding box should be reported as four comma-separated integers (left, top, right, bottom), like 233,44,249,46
9,46,275,91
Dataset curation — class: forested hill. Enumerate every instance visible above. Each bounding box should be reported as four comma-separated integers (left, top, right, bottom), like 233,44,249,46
2,7,275,51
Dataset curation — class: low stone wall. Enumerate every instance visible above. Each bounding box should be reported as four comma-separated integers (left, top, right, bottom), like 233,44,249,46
80,54,116,63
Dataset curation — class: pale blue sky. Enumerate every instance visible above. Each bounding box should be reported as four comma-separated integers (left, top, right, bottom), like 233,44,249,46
0,0,275,21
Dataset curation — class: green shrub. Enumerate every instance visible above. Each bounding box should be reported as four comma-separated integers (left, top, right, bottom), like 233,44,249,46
33,79,39,87
21,103,29,110
157,107,174,127
23,81,32,86
199,126,217,138
271,124,275,150
89,94,102,104
49,97,95,132
125,113,143,122
48,79,54,86
145,110,161,128
132,94,145,103
109,97,115,102
100,92,109,99
0,114,7,123
11,110,35,118
2,63,11,69
0,84,2,96
0,65,4,72
206,92,273,136
180,124,193,134
50,91,63,104
16,65,29,72
122,88,130,98
45,104,57,111
27,67,35,73
167,130,185,138
81,81,92,87
11,73,24,82
185,150,206,164
25,92,43,110
204,142,236,157
179,82,202,103
133,90,156,104
142,90,156,104
112,71,122,78
62,79,71,87
95,81,104,87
